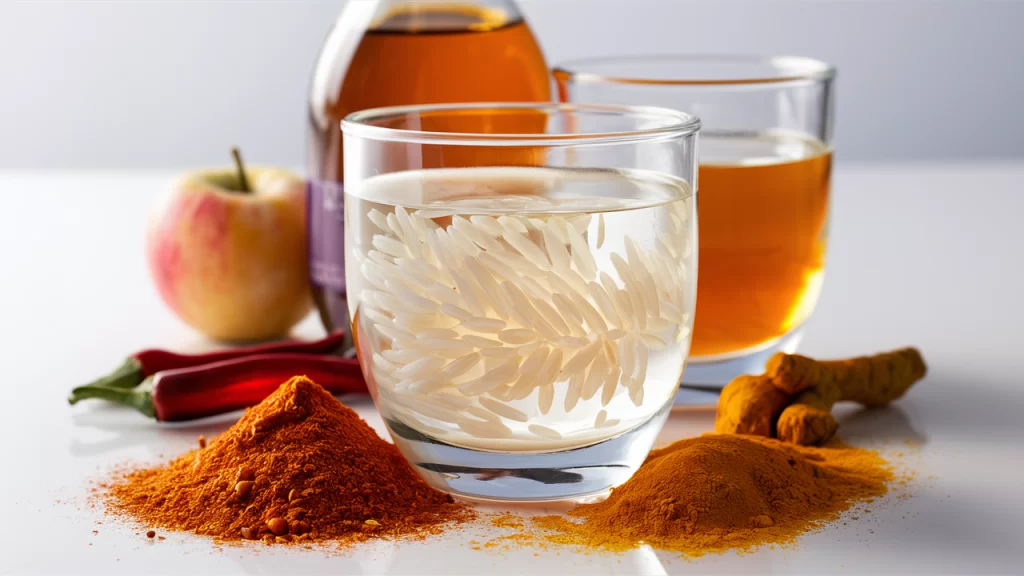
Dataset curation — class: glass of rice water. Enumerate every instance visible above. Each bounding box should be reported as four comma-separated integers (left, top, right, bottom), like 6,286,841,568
342,103,699,501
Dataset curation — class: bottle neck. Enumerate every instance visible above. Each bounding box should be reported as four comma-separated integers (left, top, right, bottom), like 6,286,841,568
369,0,522,32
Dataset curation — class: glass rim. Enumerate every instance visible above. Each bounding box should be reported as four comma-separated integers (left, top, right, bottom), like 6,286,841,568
552,54,836,86
342,102,701,147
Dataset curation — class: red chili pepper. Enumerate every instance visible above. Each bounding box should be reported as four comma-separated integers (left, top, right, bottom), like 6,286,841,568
68,330,347,403
69,353,367,421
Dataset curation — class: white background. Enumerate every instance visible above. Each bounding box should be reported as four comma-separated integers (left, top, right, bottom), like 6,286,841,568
1,0,1022,169
2,1,1024,573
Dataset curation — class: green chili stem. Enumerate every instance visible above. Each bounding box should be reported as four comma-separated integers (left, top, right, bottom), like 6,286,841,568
67,378,156,419
67,357,145,404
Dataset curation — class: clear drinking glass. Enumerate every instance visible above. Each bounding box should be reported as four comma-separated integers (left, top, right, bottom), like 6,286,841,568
555,56,835,387
343,103,698,501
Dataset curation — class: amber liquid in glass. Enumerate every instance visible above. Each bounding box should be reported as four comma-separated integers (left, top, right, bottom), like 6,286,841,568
308,4,551,334
690,132,832,358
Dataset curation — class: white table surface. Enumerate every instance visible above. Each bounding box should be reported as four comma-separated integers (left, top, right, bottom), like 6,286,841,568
3,163,1023,575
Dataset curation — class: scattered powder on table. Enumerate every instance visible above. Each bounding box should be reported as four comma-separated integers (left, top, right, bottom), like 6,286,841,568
101,376,473,545
531,433,893,557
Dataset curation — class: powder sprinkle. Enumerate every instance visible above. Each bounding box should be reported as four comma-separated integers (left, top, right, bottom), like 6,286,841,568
532,433,893,557
101,376,473,545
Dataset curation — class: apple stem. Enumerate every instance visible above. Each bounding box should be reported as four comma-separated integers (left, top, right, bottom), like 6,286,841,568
231,147,252,193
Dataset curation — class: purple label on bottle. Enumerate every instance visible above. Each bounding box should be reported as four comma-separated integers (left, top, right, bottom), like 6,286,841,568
307,179,347,291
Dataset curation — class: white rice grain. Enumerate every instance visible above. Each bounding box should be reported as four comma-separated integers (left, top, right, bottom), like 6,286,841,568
458,358,520,396
462,334,504,348
361,306,393,327
395,206,423,244
453,216,505,252
440,353,481,378
447,224,483,257
564,373,584,412
407,377,451,394
529,424,562,440
372,353,400,374
490,249,545,278
404,338,476,357
558,339,602,380
367,209,389,232
382,348,429,364
660,300,683,324
566,225,598,280
569,292,608,333
518,276,554,303
461,316,507,333
383,280,440,314
418,328,460,340
620,335,636,381
469,215,505,236
560,267,592,299
535,347,565,390
413,209,457,219
640,332,668,351
613,289,635,331
603,337,619,366
556,336,589,348
479,396,529,422
467,405,503,424
373,322,415,345
465,258,511,320
551,292,585,330
503,229,552,271
541,224,571,271
531,298,570,336
394,355,448,380
628,379,645,407
372,235,410,259
634,340,649,382
440,303,473,322
582,353,608,400
587,282,622,328
498,215,529,235
448,266,488,317
429,392,472,410
458,418,513,439
396,312,459,331
507,346,551,399
597,214,606,249
538,383,554,415
498,329,539,345
601,367,622,406
604,328,627,341
385,212,407,244
480,346,518,359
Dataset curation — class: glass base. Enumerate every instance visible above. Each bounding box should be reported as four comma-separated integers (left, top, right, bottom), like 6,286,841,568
383,399,675,502
677,327,804,392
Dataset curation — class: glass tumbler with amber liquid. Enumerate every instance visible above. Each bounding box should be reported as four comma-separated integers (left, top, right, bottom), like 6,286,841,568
307,0,551,343
555,56,835,386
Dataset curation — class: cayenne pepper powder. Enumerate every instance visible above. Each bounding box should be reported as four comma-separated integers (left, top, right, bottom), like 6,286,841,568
532,434,893,557
103,376,472,545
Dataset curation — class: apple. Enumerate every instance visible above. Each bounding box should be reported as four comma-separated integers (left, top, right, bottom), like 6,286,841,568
146,149,311,342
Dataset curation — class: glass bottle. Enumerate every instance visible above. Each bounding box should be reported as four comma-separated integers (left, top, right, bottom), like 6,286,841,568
306,0,551,344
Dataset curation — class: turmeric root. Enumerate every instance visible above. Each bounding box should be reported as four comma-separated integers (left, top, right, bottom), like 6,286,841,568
714,375,790,436
770,348,927,445
714,347,927,446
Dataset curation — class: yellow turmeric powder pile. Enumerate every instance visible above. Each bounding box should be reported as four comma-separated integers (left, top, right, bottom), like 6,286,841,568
533,434,892,557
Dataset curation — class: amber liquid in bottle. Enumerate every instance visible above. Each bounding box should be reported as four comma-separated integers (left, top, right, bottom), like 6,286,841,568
307,2,551,337
690,133,832,358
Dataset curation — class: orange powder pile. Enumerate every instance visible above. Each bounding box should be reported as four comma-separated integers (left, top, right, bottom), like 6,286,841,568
102,377,473,545
533,433,892,556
